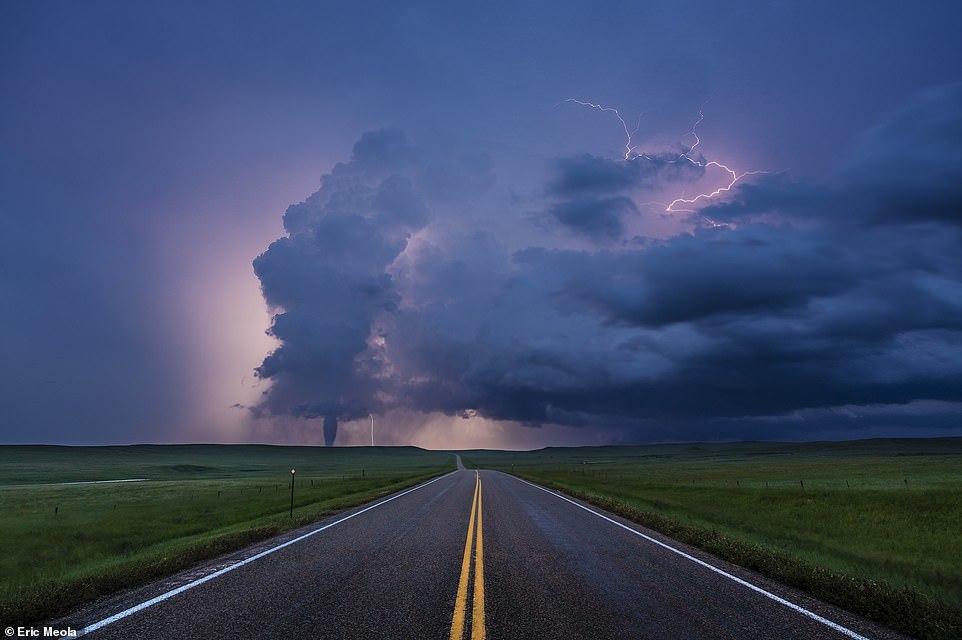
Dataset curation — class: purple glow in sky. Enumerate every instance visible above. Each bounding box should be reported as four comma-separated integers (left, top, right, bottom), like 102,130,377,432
2,1,962,447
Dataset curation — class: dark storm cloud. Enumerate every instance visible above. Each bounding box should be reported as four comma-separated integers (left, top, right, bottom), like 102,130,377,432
255,81,962,441
687,173,828,222
704,82,962,229
549,196,637,240
550,154,640,195
550,225,860,327
544,152,705,240
549,152,706,197
843,81,962,226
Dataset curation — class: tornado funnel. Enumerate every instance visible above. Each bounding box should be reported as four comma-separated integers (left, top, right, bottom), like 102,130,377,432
323,415,338,447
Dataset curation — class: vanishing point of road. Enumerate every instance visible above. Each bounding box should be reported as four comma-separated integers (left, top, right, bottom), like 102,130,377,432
56,458,908,639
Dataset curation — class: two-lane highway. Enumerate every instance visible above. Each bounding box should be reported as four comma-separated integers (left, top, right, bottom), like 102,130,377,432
54,468,908,639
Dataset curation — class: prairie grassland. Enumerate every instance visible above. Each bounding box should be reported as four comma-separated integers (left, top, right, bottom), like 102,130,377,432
465,438,962,640
0,445,453,623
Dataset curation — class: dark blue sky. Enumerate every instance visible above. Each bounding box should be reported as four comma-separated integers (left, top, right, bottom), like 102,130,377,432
2,1,961,447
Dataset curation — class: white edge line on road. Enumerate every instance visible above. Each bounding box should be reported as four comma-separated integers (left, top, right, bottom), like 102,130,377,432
511,475,872,640
60,479,148,485
76,471,457,637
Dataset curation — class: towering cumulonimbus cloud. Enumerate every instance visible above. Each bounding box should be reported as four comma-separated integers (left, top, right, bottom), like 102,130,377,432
253,129,430,445
253,82,962,443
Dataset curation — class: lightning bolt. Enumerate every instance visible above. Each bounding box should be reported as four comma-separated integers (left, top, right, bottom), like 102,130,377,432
565,98,766,216
664,106,767,213
564,99,644,161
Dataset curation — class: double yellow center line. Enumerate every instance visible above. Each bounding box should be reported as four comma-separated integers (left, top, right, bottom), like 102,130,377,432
450,471,485,640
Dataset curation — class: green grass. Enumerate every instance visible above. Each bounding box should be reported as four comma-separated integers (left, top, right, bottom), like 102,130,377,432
464,438,962,640
0,445,454,624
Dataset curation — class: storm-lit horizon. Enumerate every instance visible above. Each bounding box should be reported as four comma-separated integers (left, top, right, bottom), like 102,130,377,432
3,2,962,448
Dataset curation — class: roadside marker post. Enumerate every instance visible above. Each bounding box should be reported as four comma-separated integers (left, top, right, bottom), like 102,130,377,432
290,469,296,519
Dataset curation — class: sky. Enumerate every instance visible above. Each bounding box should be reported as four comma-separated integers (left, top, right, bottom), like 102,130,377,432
2,1,962,448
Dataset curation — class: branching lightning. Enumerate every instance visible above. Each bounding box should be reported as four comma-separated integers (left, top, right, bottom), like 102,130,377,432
565,98,766,216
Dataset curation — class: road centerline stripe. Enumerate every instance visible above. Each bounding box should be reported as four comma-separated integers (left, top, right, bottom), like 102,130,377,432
450,472,479,640
471,475,485,640
450,471,486,640
75,471,456,638
510,474,871,640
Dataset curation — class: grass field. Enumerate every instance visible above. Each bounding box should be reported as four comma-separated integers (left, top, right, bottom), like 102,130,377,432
0,445,454,624
464,438,962,640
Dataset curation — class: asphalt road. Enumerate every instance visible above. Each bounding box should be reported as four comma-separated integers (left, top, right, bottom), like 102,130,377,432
50,468,908,640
